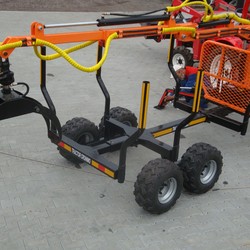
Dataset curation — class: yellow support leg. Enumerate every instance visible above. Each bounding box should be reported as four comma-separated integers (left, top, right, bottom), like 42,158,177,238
138,81,150,129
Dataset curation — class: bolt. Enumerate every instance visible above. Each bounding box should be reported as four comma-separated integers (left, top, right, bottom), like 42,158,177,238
182,34,186,39
38,26,43,31
35,106,40,113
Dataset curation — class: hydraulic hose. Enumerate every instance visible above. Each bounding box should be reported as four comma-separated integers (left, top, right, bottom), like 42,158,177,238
202,12,250,24
33,40,96,61
162,27,196,37
166,0,214,21
167,0,250,24
33,32,118,73
0,40,23,52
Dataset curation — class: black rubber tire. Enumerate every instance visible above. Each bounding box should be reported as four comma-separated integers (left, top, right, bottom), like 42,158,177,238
172,46,194,68
179,142,223,194
99,106,138,137
59,117,99,163
134,158,183,214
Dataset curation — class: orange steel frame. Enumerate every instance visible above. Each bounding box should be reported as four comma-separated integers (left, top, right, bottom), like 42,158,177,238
1,19,250,59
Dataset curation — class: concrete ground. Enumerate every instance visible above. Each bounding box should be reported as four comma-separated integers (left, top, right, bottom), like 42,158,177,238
0,6,250,250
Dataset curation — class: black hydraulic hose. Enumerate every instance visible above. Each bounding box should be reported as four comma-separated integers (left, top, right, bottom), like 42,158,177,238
16,82,29,96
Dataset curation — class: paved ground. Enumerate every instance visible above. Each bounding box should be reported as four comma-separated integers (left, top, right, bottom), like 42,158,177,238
0,7,250,250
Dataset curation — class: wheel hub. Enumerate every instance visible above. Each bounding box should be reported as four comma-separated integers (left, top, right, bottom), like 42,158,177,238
172,54,185,68
78,132,95,145
158,177,177,204
200,160,217,184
